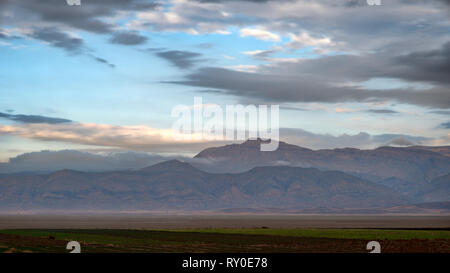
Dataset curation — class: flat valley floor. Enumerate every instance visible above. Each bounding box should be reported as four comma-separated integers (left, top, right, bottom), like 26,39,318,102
0,214,449,253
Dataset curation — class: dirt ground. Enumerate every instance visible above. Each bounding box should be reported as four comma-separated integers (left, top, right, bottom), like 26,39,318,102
0,230,449,253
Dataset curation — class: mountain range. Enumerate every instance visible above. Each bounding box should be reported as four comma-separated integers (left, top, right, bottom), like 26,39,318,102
193,139,450,200
0,139,448,212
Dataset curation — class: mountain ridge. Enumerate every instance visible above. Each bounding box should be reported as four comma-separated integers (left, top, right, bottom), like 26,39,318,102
192,139,450,200
0,139,448,212
0,160,412,211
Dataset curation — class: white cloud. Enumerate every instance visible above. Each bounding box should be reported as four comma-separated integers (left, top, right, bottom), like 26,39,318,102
225,64,259,73
334,107,360,113
0,122,212,152
286,31,333,49
136,11,185,25
242,50,266,56
128,0,232,35
240,28,281,42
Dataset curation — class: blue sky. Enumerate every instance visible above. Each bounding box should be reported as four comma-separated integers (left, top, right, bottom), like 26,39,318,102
0,0,449,163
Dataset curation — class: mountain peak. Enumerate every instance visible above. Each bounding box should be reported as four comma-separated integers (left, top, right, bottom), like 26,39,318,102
241,138,281,147
194,139,308,159
140,159,199,172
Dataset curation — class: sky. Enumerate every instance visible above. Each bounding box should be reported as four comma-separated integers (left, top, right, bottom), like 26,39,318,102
0,0,449,170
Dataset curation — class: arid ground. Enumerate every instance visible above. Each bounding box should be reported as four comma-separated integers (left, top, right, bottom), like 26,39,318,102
1,214,449,229
0,214,449,253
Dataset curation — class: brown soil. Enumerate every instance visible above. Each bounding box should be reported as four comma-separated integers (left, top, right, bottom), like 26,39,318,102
0,232,448,253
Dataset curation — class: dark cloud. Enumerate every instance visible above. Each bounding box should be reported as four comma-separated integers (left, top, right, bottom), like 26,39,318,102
0,112,72,124
430,110,450,115
30,28,83,53
130,0,450,55
366,109,399,114
1,0,449,110
3,0,446,57
170,66,450,108
0,0,155,53
110,31,148,45
0,30,20,40
153,49,205,69
392,41,450,84
29,28,115,67
91,56,116,68
273,43,450,85
438,121,450,129
0,0,159,34
437,0,450,6
171,41,450,108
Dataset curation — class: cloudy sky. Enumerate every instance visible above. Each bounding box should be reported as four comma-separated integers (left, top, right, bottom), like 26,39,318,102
0,0,449,168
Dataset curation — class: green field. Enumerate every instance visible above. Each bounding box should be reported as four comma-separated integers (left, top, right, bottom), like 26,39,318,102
0,229,449,253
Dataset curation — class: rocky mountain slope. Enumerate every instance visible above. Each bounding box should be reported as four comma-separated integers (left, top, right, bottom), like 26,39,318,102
193,139,450,200
0,160,411,211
